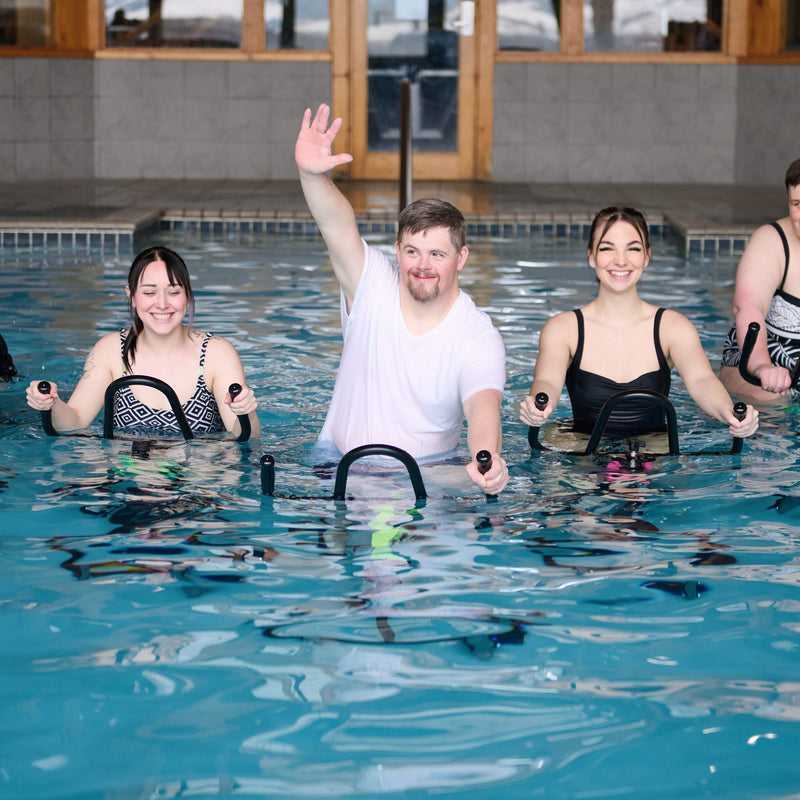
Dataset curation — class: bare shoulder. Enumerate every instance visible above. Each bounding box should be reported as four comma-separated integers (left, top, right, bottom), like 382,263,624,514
539,310,579,357
542,309,578,335
203,333,238,357
90,330,124,360
742,219,787,258
659,308,694,330
203,334,244,372
659,309,702,349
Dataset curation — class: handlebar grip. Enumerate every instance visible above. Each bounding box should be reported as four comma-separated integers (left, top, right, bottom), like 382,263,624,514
228,383,251,442
36,380,58,436
733,401,747,421
534,392,548,410
476,450,492,475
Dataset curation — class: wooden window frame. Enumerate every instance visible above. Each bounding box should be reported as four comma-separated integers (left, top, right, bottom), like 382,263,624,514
0,0,336,61
0,1,795,62
494,0,800,65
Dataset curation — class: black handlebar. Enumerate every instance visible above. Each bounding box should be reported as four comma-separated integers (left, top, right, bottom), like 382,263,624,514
738,322,762,387
37,380,59,437
527,392,549,451
730,400,748,455
228,383,252,442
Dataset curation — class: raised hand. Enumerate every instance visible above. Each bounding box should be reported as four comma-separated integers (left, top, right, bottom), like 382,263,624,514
295,104,354,176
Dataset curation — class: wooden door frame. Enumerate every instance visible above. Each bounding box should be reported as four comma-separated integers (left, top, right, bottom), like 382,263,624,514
333,0,484,181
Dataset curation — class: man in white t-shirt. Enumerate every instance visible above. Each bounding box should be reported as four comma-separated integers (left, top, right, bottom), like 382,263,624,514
295,103,508,494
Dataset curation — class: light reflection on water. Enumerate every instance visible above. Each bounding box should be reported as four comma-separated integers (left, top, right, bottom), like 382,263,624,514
1,234,800,799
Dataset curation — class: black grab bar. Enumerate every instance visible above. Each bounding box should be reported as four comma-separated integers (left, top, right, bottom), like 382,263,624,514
738,321,762,387
259,445,428,503
739,320,800,390
333,444,427,503
584,390,680,455
103,376,193,440
40,377,251,442
527,389,746,458
527,389,679,455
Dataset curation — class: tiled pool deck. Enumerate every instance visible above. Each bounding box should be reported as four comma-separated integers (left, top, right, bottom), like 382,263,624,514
0,178,788,257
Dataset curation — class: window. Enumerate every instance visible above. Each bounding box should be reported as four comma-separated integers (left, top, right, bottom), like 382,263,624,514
584,0,721,53
496,0,560,52
787,1,800,51
266,0,329,50
0,0,50,46
105,1,242,48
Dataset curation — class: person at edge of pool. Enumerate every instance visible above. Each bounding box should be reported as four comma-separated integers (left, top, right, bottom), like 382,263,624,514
294,103,508,494
720,157,800,402
26,245,261,440
519,205,759,440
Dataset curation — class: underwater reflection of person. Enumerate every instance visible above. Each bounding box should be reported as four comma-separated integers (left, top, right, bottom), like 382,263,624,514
26,246,260,440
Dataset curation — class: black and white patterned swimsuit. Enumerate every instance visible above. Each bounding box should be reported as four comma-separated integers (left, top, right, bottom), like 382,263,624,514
721,222,800,400
113,330,223,433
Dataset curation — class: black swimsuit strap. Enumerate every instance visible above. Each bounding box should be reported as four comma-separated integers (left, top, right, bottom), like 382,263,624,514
653,307,669,375
572,308,584,367
770,221,790,291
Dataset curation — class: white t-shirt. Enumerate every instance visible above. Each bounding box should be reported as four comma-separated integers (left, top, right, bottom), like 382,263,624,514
319,240,506,459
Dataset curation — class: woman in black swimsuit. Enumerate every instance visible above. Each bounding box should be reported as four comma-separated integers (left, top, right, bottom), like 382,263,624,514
26,246,260,439
520,206,758,439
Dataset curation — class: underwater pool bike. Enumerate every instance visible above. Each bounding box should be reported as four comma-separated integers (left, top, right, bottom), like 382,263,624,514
37,375,252,442
526,389,748,466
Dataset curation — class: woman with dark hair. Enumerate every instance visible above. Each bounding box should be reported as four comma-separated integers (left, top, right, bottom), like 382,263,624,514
27,246,260,439
520,206,758,438
720,157,800,402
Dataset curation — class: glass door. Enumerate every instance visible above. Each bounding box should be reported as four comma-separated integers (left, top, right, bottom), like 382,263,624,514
350,0,477,180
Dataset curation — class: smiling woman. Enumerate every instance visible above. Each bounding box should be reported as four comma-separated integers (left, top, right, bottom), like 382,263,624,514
519,205,760,440
25,245,261,440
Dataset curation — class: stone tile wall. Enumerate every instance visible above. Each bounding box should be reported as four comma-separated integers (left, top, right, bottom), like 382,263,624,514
0,57,794,185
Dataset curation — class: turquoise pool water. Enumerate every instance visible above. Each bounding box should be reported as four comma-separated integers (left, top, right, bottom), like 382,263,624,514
1,233,799,799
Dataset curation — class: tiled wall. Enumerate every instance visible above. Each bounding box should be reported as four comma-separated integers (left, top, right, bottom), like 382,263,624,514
492,62,743,183
95,59,330,180
0,57,330,181
0,57,794,184
0,58,95,179
734,65,800,185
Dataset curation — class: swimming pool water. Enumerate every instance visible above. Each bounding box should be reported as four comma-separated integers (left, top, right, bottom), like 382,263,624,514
1,233,799,799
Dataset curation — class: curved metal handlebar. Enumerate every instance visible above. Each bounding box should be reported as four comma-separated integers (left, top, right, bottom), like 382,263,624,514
103,375,194,440
227,382,252,442
738,322,762,387
584,390,680,455
333,444,427,503
739,320,800,391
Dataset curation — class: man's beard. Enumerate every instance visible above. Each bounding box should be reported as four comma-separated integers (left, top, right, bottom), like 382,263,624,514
406,273,440,303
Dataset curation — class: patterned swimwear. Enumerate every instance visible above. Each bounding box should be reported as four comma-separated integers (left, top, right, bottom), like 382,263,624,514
113,330,223,433
565,308,671,435
721,222,800,400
